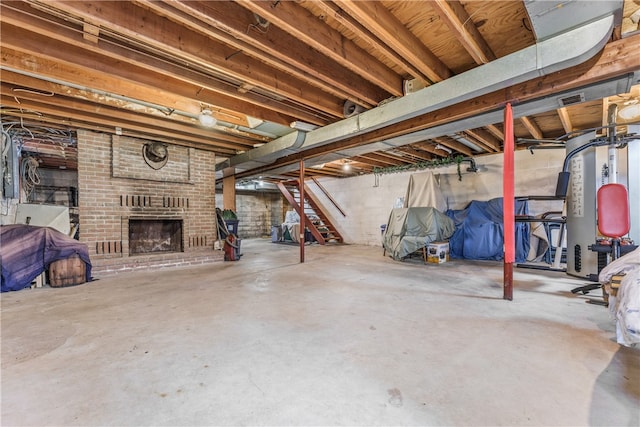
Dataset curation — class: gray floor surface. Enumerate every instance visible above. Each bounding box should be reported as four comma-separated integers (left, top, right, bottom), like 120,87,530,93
1,238,639,426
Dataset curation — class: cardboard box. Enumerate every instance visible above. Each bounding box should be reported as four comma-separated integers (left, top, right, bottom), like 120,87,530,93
427,241,449,264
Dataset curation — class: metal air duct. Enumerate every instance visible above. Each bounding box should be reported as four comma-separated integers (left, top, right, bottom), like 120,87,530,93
219,5,620,174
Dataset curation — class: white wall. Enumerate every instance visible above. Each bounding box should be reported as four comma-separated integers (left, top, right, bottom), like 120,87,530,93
310,149,566,246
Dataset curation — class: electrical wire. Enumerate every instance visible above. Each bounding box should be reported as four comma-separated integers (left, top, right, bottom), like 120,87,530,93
20,156,40,201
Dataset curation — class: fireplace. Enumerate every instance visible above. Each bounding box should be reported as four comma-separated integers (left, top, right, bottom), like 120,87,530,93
129,218,183,255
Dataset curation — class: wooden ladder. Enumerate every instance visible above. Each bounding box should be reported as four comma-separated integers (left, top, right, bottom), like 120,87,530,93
277,181,343,244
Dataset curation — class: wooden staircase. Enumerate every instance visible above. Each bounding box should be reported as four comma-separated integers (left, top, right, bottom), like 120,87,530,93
277,181,343,244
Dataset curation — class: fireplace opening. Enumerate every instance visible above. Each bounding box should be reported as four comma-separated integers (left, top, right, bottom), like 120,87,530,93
129,218,183,255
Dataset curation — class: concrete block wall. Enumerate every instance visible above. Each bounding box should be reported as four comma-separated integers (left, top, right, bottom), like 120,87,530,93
308,149,566,246
77,130,221,274
215,191,283,238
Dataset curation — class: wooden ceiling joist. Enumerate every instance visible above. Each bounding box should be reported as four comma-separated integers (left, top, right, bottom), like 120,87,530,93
431,0,497,65
312,1,426,82
519,116,544,140
356,153,405,166
8,1,338,123
432,137,474,157
393,147,434,161
557,107,574,134
234,32,640,180
485,124,505,141
224,0,402,101
349,156,390,168
333,0,453,84
463,129,501,152
139,0,395,107
0,93,248,153
1,71,270,144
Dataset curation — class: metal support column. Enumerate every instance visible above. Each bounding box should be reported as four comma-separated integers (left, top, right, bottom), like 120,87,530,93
299,159,305,263
503,103,514,301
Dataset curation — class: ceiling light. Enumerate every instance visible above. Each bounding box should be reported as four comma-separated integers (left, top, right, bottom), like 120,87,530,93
198,107,217,127
290,121,318,132
618,102,640,120
343,160,351,171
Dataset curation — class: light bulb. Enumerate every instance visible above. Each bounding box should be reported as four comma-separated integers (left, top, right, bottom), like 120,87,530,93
618,103,640,120
198,108,217,127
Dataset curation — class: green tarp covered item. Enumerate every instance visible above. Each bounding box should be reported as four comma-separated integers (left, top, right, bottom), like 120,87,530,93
403,171,447,211
382,207,455,261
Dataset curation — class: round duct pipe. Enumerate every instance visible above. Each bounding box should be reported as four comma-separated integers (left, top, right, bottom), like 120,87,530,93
343,100,366,118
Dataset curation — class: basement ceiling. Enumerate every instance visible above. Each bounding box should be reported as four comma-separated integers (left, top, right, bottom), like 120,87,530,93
1,0,639,179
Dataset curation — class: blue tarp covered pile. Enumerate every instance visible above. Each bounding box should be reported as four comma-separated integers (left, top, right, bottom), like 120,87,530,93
1,224,92,292
446,198,530,262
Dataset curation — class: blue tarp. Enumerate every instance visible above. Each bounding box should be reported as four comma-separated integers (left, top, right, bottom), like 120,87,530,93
1,224,92,292
446,198,530,262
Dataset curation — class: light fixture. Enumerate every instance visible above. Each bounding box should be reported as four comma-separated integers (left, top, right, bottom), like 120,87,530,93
618,101,640,121
290,121,318,132
343,160,351,171
198,107,217,127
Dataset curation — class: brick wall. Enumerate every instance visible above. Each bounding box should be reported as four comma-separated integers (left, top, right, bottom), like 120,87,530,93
78,130,222,275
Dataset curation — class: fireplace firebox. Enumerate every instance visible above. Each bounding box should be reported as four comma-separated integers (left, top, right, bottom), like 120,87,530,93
129,218,183,255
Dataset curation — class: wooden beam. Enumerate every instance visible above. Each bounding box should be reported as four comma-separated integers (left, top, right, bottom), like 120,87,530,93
5,1,338,122
485,124,505,141
1,71,269,145
463,128,501,152
557,107,574,134
394,147,434,161
1,82,258,148
313,0,426,82
197,0,401,101
3,109,237,156
234,32,640,179
82,19,100,43
222,171,237,213
433,137,474,157
1,40,307,127
357,153,405,166
0,94,246,153
363,151,406,165
520,116,544,140
334,0,452,83
411,141,447,156
431,0,496,65
350,156,391,168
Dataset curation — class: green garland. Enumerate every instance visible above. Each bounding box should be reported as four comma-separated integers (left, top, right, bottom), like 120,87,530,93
373,155,465,181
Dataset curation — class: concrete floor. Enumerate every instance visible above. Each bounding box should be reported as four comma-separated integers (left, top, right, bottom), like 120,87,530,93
1,239,639,426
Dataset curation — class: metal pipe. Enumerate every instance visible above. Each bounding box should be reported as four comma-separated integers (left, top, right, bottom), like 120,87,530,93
608,104,618,184
503,103,515,301
299,159,305,264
